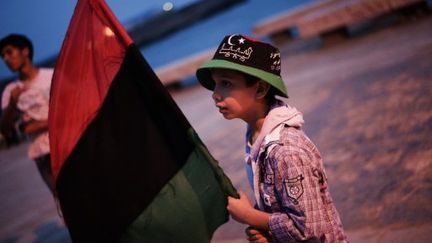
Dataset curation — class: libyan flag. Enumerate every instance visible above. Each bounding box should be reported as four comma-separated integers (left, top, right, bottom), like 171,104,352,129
48,0,238,242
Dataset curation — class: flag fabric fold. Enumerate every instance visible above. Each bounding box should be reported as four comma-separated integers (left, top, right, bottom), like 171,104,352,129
49,0,238,242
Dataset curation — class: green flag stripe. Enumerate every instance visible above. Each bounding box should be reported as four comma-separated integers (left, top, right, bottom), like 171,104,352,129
187,128,239,199
119,138,231,242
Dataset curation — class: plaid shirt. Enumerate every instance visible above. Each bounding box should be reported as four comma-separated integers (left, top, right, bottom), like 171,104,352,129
253,125,348,242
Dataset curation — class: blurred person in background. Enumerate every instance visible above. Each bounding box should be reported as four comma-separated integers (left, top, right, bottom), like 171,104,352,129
0,34,54,193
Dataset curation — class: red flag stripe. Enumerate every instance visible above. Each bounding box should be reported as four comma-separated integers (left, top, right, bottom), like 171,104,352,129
49,0,132,179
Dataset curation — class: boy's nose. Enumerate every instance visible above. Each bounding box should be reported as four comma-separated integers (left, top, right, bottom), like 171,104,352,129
212,91,222,102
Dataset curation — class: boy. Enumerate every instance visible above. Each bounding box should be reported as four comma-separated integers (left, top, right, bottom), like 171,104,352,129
0,34,54,193
196,34,348,242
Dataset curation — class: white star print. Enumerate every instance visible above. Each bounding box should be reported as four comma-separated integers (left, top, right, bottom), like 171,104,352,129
239,37,245,44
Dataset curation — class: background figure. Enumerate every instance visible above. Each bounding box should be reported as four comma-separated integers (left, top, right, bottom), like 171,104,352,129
0,34,54,193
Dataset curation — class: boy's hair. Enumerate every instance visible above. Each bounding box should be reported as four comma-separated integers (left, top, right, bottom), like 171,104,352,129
242,71,278,105
0,34,34,61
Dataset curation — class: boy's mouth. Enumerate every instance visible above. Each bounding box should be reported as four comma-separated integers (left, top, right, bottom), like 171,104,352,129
216,105,228,113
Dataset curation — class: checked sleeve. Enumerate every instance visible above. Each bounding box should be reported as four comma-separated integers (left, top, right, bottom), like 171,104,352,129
267,129,333,242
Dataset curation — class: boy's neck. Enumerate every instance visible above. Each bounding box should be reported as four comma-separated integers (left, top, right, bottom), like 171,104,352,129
19,63,39,82
246,102,270,144
249,117,265,145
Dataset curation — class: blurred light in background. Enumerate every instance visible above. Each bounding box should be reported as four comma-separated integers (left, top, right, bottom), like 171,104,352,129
163,2,174,11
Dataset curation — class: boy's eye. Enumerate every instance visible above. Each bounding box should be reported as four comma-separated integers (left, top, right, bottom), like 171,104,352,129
221,80,232,88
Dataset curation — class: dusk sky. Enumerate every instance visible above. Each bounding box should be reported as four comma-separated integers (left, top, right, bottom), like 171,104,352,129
0,0,195,80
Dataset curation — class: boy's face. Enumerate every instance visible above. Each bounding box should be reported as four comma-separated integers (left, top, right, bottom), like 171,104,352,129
211,69,259,121
1,44,29,72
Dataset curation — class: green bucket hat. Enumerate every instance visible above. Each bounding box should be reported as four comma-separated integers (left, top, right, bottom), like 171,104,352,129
196,34,288,97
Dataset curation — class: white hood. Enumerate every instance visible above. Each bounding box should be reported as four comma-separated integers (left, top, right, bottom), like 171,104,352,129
249,101,304,163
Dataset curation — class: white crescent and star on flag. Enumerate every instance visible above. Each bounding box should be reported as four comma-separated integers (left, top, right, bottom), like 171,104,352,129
227,34,245,45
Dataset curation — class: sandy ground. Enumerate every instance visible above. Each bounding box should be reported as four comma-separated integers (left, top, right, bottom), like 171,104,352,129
1,14,431,243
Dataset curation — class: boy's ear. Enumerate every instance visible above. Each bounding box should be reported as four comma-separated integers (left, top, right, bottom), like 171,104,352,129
255,81,270,99
21,47,30,59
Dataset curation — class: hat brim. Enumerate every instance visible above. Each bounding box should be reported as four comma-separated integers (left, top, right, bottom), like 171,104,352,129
196,59,288,97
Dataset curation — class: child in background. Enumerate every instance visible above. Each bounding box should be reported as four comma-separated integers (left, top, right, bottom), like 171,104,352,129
0,34,54,193
196,34,348,242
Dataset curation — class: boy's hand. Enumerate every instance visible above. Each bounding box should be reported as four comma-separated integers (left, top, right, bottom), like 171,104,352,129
245,226,272,243
227,191,271,230
19,119,48,134
10,86,24,104
227,191,254,225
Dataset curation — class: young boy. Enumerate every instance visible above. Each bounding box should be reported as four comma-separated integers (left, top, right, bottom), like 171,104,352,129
196,34,348,242
0,34,54,193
